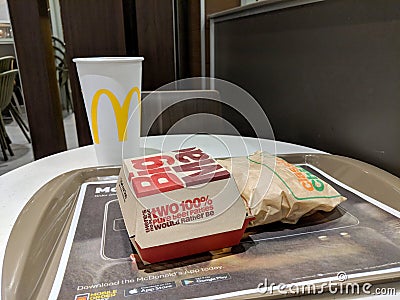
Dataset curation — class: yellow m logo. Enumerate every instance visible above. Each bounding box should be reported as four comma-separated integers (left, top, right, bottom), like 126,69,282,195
91,87,140,144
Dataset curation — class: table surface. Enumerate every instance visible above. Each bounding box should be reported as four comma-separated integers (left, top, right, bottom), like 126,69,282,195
2,134,397,299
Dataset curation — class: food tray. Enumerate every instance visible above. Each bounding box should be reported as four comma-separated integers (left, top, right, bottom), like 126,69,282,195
2,154,400,299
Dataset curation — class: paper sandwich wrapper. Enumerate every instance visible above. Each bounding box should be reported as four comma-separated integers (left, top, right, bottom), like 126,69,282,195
116,147,251,264
217,152,347,227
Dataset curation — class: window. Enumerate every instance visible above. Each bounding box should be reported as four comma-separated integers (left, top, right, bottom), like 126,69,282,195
0,0,12,39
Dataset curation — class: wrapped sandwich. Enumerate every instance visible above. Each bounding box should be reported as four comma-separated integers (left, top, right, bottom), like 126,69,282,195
217,152,346,227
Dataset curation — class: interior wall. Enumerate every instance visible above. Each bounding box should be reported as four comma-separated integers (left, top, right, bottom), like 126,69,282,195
175,0,202,78
205,0,240,75
59,0,128,146
135,0,176,91
7,0,67,159
214,0,400,177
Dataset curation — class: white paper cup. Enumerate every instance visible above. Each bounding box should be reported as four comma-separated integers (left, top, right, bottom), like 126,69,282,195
73,57,144,165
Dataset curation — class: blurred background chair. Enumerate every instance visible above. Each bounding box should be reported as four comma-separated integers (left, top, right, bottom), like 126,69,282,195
0,55,27,123
0,56,22,112
0,56,14,72
0,56,31,144
0,68,31,158
52,36,73,113
0,70,18,160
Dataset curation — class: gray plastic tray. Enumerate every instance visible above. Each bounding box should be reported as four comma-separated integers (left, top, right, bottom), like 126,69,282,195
2,154,400,299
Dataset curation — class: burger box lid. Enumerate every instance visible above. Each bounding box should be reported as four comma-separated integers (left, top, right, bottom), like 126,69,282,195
116,147,247,261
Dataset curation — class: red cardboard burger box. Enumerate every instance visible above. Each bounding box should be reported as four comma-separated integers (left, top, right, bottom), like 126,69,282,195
116,147,252,264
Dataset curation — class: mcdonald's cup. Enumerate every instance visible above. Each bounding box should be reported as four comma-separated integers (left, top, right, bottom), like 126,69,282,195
73,57,144,165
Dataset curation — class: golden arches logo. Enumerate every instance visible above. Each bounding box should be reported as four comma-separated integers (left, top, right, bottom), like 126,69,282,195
91,87,140,144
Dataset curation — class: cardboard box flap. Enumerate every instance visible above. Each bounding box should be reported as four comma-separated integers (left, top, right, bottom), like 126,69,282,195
122,147,231,198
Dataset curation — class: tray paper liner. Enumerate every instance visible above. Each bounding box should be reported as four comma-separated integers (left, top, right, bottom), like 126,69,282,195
217,152,347,227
